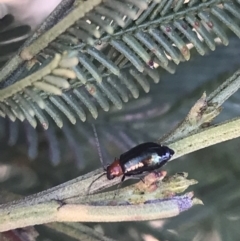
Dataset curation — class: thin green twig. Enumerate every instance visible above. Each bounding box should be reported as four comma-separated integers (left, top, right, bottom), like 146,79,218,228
160,68,240,144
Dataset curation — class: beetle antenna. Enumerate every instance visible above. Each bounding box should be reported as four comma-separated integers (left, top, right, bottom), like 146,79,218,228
91,123,105,170
87,172,106,195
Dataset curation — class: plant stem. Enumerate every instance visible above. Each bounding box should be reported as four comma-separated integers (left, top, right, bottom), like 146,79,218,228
168,117,240,160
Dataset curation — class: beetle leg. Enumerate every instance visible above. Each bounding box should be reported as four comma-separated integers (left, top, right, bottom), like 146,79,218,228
113,181,123,198
112,175,126,198
125,173,146,182
139,177,145,183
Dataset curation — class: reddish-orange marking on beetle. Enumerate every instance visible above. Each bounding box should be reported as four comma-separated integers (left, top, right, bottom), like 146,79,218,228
106,158,123,179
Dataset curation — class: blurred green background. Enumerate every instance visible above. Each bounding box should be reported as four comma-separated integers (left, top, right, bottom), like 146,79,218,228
1,10,240,241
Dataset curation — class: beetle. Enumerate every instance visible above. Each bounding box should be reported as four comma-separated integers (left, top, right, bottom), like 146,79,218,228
89,124,174,193
106,142,174,181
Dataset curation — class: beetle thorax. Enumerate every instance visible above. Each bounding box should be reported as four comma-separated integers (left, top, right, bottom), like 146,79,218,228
106,159,123,180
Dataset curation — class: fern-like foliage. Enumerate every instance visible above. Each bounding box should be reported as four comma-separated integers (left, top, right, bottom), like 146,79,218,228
1,0,240,128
